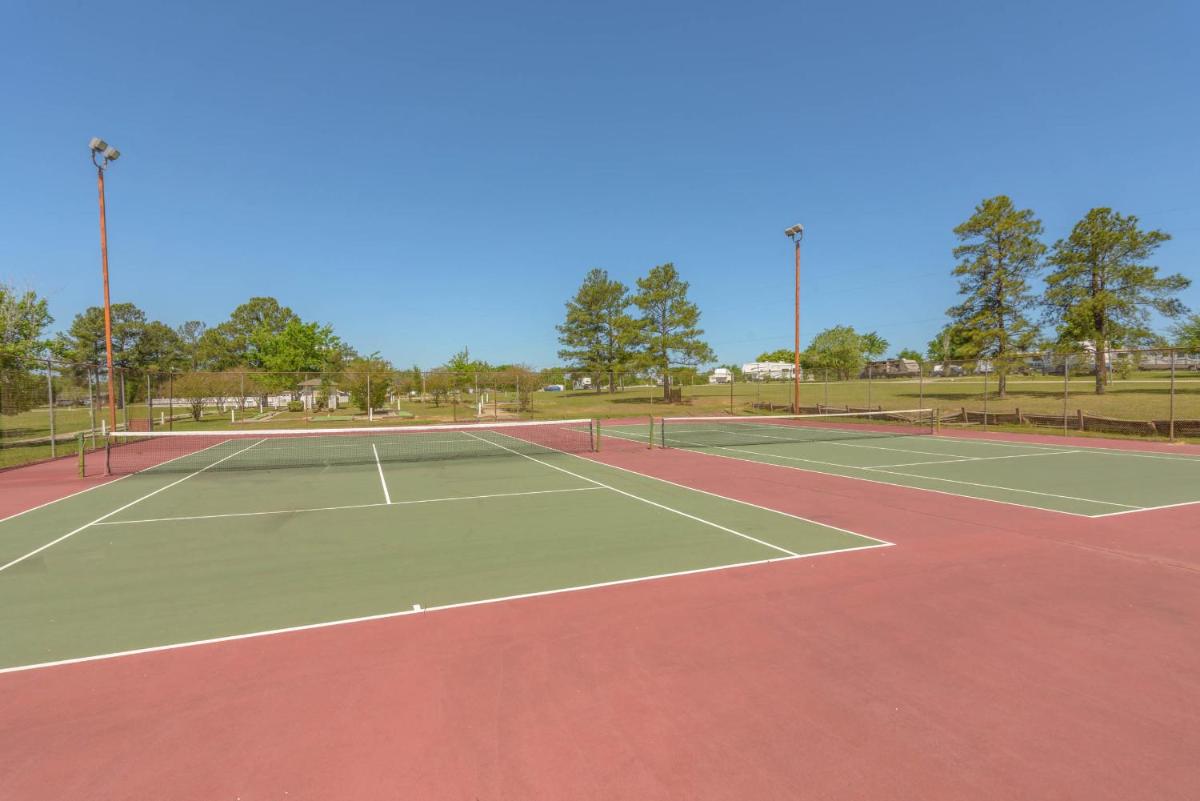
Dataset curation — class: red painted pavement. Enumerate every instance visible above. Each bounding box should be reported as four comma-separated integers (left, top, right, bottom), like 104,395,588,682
0,450,117,521
1,436,1197,799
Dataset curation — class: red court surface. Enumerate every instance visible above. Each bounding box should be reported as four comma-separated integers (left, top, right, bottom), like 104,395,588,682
1,433,1197,800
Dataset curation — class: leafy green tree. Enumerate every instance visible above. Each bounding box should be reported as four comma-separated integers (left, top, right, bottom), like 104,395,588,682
804,325,864,380
199,297,300,369
947,195,1046,397
861,331,889,359
896,348,922,362
253,318,339,398
632,263,714,400
344,354,393,412
176,321,207,370
926,323,978,362
132,321,185,371
557,268,639,393
1171,314,1200,350
57,303,148,367
1044,208,1190,393
0,284,52,368
756,348,795,363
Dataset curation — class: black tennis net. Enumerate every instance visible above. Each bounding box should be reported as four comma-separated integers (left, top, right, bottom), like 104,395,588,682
658,409,936,449
105,419,597,474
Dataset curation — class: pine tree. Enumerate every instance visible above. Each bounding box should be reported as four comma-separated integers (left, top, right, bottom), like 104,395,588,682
631,263,714,400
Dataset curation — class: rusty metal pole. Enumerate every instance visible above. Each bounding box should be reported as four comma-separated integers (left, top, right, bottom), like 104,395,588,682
788,225,804,414
96,164,118,434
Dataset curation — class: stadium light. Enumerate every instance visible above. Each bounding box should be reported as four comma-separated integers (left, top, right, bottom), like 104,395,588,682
90,137,120,434
786,224,804,413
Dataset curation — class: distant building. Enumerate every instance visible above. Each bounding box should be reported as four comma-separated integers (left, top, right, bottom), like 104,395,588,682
741,361,797,381
709,367,733,384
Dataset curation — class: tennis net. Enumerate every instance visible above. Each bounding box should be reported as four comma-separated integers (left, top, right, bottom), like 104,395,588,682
104,419,597,475
658,409,936,449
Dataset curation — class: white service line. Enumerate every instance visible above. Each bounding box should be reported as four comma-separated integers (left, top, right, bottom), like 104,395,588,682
462,432,801,557
873,450,1080,469
0,542,892,676
371,443,392,504
1088,498,1200,518
0,438,266,574
93,487,605,526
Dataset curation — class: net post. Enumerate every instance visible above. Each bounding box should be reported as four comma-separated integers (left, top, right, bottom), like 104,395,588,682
593,418,601,452
659,417,667,449
77,432,86,477
47,356,57,459
1169,348,1176,441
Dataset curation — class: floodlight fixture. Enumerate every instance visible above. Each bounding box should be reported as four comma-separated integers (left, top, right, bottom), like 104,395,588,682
89,137,108,153
785,223,804,239
104,147,120,161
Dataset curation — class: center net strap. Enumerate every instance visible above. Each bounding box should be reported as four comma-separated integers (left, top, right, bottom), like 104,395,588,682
658,409,936,449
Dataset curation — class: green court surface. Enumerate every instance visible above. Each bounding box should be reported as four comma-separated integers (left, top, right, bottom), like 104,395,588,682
0,430,883,672
604,420,1200,516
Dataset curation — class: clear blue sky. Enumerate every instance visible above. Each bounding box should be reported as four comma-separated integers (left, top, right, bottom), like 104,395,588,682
4,0,1197,368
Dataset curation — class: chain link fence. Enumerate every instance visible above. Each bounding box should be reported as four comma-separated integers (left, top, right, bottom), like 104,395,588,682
3,348,1198,471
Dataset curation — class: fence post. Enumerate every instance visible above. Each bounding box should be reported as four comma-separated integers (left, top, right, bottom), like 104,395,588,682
823,368,829,410
729,375,734,414
46,357,57,458
1169,348,1176,441
169,373,175,430
648,415,654,448
146,372,153,431
89,367,98,449
120,370,128,430
919,364,925,412
77,432,85,477
1062,354,1070,437
867,364,873,410
367,373,373,422
982,368,989,430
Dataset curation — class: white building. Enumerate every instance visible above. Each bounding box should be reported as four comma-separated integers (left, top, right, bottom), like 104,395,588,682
709,367,733,384
741,361,797,381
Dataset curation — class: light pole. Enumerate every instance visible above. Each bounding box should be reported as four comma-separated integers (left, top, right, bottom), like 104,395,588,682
785,224,804,414
90,137,121,434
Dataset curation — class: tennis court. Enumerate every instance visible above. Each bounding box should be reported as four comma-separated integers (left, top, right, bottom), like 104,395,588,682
602,409,1200,516
0,420,886,673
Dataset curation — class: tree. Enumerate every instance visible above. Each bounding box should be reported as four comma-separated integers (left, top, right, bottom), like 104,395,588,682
557,269,639,393
896,348,923,362
1172,314,1200,350
861,331,889,359
631,263,714,400
343,355,393,413
926,323,978,363
132,321,185,371
804,325,864,380
57,303,148,367
1044,208,1190,393
947,195,1046,397
176,321,207,370
0,285,52,367
756,348,795,363
252,318,340,398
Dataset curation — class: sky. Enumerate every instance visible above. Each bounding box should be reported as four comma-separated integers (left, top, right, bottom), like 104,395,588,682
3,0,1198,368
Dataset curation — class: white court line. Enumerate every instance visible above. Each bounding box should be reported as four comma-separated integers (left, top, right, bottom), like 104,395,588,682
463,432,801,557
656,445,1097,518
93,487,605,526
936,433,1200,462
731,448,1140,509
0,542,892,676
0,474,131,527
371,443,391,504
555,426,891,546
874,450,1080,469
0,439,265,574
1088,499,1200,518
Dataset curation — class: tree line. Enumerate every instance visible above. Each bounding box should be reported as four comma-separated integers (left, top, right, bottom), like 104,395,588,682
556,263,714,399
762,197,1196,397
